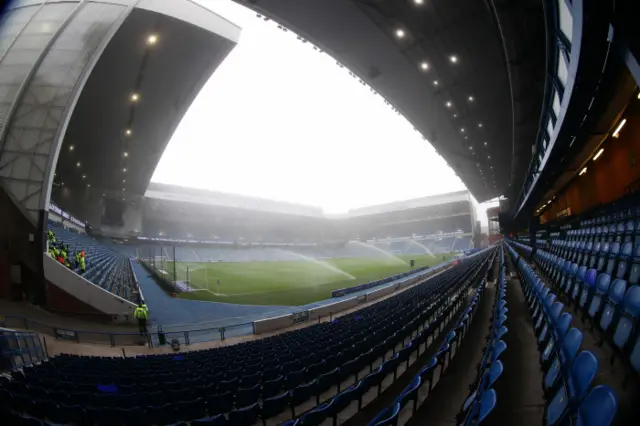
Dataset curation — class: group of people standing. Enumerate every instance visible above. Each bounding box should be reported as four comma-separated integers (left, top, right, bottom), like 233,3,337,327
47,230,86,272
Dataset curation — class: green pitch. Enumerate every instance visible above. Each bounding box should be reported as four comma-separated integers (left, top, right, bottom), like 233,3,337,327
175,254,452,306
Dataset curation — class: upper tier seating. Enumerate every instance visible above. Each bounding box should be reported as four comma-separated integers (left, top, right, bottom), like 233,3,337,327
0,251,493,426
47,222,138,303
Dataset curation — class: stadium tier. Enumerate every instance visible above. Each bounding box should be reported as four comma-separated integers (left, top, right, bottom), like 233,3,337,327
504,243,620,426
0,250,493,425
138,185,475,245
47,222,138,303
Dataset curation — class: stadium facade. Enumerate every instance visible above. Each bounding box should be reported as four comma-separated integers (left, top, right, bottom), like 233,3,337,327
0,0,239,312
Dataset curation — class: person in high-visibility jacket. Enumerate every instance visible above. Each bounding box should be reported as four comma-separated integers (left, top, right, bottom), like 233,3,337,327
134,304,148,333
79,256,86,273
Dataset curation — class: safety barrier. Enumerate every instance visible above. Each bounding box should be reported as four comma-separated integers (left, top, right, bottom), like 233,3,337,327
0,327,47,371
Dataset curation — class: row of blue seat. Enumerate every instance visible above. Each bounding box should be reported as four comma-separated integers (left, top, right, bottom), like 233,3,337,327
364,248,501,426
549,240,639,285
1,251,494,425
512,239,640,378
456,252,507,426
506,242,619,426
257,251,495,426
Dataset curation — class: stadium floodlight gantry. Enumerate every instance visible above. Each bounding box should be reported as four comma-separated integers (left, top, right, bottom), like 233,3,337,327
0,0,239,307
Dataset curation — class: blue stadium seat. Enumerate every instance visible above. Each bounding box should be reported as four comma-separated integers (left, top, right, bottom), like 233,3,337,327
545,351,598,425
571,385,617,426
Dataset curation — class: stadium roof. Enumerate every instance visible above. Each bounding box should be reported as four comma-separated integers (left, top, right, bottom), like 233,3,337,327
233,0,547,203
53,1,240,197
346,190,471,218
146,182,471,220
145,182,325,217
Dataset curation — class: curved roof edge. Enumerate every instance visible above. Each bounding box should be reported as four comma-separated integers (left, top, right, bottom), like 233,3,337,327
135,0,241,42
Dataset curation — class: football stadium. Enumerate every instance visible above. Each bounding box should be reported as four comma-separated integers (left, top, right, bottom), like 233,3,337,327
135,185,472,305
1,0,640,425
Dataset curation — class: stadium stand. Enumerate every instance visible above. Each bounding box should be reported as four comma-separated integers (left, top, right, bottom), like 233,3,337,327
0,249,493,425
143,241,459,265
47,222,138,303
506,243,620,426
506,189,640,425
367,247,503,426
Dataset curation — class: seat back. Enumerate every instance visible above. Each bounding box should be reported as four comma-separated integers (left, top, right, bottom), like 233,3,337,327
575,385,617,426
616,242,633,279
597,243,610,272
370,402,401,426
555,313,572,339
600,280,627,332
571,266,587,299
613,286,640,350
570,351,598,399
629,244,640,285
589,242,601,268
562,328,583,365
487,361,503,388
605,243,620,275
476,388,497,425
588,273,612,319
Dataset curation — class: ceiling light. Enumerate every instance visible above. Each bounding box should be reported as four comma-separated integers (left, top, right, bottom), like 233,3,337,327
147,34,158,45
125,129,132,136
433,80,439,86
453,114,457,118
123,152,128,158
612,118,626,138
123,179,126,183
464,136,468,140
579,167,587,176
413,0,424,4
446,101,452,108
102,193,105,196
81,174,86,179
484,141,488,146
122,188,126,191
478,123,483,128
637,91,640,99
123,168,127,173
593,148,604,161
130,93,139,102
76,162,81,167
69,145,74,151
468,95,475,102
449,55,458,63
395,28,405,39
469,146,473,150
488,155,491,159
420,61,429,71
460,128,465,133
87,184,91,188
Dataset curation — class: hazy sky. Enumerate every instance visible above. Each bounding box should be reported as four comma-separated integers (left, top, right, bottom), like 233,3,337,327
152,0,496,223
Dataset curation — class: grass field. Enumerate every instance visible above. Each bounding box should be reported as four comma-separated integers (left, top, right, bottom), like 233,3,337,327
175,253,452,306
